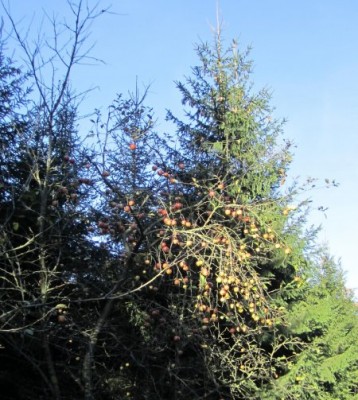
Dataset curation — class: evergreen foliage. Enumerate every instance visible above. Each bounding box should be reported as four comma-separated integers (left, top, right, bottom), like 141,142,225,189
0,3,357,399
266,255,358,399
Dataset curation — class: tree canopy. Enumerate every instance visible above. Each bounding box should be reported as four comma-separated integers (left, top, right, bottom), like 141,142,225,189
0,3,357,399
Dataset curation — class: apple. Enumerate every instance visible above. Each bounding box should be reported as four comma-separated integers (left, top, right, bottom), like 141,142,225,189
200,267,210,277
163,217,172,226
172,202,183,210
58,315,66,323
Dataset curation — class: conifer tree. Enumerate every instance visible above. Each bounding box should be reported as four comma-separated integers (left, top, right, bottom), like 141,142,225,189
0,5,111,399
1,3,357,399
89,30,310,399
97,29,357,400
263,254,358,400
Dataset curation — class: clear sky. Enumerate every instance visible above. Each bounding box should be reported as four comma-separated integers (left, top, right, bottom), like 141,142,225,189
6,0,358,294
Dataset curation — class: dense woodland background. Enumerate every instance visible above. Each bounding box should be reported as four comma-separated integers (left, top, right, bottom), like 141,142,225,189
0,2,357,399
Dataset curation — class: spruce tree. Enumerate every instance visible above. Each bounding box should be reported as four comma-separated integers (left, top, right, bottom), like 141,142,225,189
0,5,111,399
263,254,358,400
90,31,310,399
98,30,357,400
1,4,357,399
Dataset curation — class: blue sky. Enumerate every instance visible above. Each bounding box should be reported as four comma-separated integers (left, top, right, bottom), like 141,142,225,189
6,1,358,294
